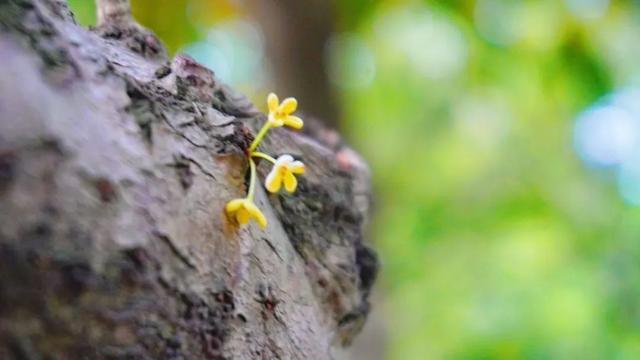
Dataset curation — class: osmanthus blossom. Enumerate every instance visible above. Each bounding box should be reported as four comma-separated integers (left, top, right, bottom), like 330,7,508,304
225,197,267,228
265,155,305,193
266,93,303,129
224,93,306,228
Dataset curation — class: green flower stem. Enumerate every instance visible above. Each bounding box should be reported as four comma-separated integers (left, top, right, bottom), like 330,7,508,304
248,122,272,152
251,151,276,163
246,157,257,200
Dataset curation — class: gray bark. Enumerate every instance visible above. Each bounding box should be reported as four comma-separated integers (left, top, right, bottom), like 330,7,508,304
0,0,378,359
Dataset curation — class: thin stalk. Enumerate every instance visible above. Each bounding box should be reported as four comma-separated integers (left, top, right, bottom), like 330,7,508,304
248,122,271,152
251,151,276,163
246,158,257,200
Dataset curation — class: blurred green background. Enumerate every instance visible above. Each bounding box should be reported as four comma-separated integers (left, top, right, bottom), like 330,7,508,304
70,0,640,358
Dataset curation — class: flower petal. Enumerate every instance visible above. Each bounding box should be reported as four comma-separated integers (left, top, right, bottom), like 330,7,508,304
236,208,250,224
245,201,267,228
284,115,303,129
276,154,294,166
268,113,284,127
284,172,297,192
254,210,267,228
267,93,279,112
279,97,297,114
290,161,305,174
265,169,282,193
225,198,245,213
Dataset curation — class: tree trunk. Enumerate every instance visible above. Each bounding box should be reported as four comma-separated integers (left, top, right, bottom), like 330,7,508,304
0,0,378,359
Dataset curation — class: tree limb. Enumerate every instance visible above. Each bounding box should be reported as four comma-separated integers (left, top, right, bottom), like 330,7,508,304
0,0,378,358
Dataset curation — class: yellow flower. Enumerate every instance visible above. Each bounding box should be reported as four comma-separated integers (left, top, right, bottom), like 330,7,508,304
265,155,305,193
267,93,304,129
225,198,267,228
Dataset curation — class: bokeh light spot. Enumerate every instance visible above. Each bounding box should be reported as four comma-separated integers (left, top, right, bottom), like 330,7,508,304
618,160,640,205
375,5,468,80
474,0,524,45
564,0,610,20
326,33,376,90
454,91,511,149
575,89,640,206
180,19,265,92
573,103,639,167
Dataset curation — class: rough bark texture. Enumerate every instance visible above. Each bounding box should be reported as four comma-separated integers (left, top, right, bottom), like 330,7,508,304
0,0,378,359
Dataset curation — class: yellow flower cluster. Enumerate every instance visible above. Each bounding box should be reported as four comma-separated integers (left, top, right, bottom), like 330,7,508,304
225,93,306,228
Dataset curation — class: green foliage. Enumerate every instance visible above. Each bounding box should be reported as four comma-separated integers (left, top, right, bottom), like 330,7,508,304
335,1,640,359
67,0,95,25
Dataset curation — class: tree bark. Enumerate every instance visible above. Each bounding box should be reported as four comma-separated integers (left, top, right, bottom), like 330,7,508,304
0,0,378,359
